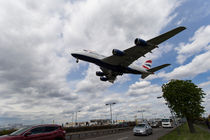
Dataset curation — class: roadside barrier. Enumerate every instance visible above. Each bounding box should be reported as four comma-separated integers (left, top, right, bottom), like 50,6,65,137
65,127,132,140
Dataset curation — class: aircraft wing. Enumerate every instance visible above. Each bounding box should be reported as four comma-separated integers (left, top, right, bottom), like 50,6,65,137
102,26,186,67
147,26,186,45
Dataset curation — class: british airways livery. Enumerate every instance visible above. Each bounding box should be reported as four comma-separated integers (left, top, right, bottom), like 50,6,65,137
71,26,186,83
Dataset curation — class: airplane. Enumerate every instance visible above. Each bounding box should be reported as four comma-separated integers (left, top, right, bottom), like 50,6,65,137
71,26,186,83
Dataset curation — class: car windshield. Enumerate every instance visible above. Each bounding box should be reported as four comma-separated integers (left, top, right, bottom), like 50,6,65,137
162,119,170,122
10,127,32,136
136,124,146,127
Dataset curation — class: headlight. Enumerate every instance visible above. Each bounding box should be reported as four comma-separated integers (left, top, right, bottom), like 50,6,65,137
141,129,146,132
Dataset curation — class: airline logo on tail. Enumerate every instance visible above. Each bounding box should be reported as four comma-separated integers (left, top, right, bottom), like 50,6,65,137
142,60,152,70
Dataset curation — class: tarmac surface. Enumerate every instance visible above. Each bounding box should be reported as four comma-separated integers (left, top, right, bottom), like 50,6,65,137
82,127,174,140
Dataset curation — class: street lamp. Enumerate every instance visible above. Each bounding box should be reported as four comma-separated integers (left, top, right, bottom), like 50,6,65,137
105,102,116,124
71,113,74,126
75,111,81,126
157,96,179,133
138,110,145,120
152,113,157,119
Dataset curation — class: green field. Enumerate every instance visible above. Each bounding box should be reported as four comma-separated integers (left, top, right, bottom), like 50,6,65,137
158,123,210,140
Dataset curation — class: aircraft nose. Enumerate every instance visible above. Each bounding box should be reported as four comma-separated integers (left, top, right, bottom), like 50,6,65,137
71,53,78,58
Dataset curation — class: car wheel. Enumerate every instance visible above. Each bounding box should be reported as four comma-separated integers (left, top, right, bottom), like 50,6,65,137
54,137,63,140
146,131,149,136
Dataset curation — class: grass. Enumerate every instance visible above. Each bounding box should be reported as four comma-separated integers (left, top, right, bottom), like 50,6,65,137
199,123,209,130
158,123,210,140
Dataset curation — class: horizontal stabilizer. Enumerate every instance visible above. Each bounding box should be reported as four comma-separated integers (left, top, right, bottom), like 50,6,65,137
141,64,170,79
141,73,150,79
148,64,171,73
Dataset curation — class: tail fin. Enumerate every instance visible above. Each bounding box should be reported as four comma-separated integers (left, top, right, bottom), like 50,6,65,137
141,63,170,79
142,60,152,70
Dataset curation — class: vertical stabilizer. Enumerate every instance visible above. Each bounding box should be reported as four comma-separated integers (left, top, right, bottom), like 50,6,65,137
142,60,152,70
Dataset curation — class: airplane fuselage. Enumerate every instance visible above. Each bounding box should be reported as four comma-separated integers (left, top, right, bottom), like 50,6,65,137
71,50,148,75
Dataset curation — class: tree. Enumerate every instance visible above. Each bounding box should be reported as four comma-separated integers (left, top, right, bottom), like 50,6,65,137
162,80,205,133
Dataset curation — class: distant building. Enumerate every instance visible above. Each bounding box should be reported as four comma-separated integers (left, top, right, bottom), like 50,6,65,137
90,119,111,125
115,120,126,124
64,122,75,127
64,121,90,127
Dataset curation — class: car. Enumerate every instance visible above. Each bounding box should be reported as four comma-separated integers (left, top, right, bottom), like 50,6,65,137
150,121,161,128
0,124,66,140
133,123,152,136
162,118,174,128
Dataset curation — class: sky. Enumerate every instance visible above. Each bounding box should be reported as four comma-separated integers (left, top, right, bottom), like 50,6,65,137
0,0,210,125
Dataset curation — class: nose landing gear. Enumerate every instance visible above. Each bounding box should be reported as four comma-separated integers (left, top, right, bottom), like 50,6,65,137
76,59,79,63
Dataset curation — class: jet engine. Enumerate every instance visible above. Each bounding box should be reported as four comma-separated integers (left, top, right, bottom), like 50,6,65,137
134,38,148,46
100,76,108,81
112,49,125,56
96,71,105,76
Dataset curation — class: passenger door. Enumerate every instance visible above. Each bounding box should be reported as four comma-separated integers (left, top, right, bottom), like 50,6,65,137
24,126,48,140
44,126,60,139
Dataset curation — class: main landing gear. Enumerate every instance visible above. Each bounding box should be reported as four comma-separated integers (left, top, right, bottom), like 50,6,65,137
76,59,79,63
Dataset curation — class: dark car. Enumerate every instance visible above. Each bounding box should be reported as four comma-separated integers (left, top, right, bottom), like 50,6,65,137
0,124,66,140
150,121,161,128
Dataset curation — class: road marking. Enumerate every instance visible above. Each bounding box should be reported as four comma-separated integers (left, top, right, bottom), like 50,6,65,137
117,137,128,140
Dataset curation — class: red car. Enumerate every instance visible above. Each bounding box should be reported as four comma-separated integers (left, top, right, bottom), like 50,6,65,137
0,124,66,140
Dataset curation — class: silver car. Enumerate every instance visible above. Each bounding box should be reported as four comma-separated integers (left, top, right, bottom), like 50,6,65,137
133,123,152,136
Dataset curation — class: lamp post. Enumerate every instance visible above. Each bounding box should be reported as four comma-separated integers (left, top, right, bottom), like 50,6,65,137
152,113,157,119
72,113,74,126
138,110,145,121
105,102,116,124
157,96,180,134
75,111,81,126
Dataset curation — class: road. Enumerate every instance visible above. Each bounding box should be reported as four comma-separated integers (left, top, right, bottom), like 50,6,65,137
84,127,174,140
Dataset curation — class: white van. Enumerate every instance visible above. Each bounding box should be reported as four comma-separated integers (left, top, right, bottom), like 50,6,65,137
161,118,174,128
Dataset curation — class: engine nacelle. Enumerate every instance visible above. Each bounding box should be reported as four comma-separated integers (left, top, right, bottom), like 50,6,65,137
100,76,108,81
96,71,104,76
112,49,125,56
134,38,147,46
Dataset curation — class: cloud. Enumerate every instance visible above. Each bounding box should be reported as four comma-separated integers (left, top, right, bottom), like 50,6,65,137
161,42,210,80
199,80,210,88
0,0,181,124
176,25,210,64
127,80,161,96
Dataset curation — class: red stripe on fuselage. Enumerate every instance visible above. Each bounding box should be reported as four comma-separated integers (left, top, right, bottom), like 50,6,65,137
146,60,152,63
143,65,150,70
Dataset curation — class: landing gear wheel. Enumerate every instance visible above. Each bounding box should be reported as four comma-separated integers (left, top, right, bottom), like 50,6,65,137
76,59,79,63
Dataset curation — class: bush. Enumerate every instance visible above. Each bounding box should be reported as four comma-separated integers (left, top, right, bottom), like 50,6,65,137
0,129,16,136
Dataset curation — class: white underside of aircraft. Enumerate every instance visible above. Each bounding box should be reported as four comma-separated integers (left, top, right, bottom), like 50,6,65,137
71,26,186,83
